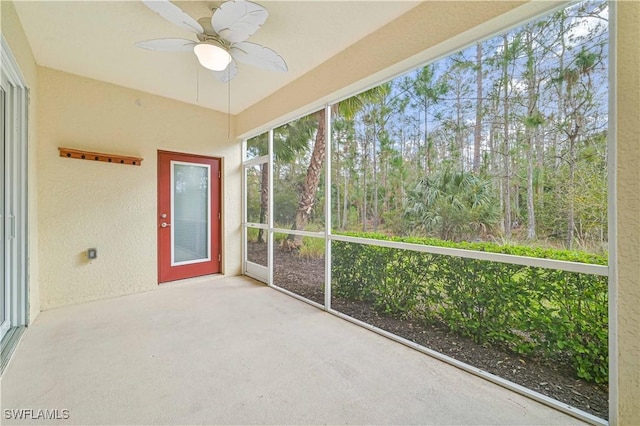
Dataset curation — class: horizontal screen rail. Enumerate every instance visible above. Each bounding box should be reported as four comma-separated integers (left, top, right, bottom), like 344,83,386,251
242,155,269,167
271,228,325,238
330,234,608,276
244,223,268,229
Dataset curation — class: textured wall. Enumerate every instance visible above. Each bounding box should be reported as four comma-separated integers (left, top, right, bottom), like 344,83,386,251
1,0,41,323
615,2,640,424
37,68,241,310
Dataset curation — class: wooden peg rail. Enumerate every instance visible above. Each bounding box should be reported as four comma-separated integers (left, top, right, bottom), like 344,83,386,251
58,147,143,166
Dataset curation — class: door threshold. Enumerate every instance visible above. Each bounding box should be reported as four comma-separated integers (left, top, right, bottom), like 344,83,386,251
158,273,226,287
1,326,26,375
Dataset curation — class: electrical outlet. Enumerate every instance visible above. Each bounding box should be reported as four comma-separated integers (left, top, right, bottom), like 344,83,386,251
87,248,97,259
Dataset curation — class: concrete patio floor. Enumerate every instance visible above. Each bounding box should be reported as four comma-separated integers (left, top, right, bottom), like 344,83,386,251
1,275,585,425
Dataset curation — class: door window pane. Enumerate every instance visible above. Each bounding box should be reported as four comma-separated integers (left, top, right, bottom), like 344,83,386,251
1,86,7,338
173,163,210,264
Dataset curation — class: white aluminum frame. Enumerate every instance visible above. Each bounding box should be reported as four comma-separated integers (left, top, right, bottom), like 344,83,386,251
242,157,269,282
241,145,247,276
270,228,323,238
330,234,608,276
238,2,612,424
323,105,332,311
243,154,269,168
267,129,274,287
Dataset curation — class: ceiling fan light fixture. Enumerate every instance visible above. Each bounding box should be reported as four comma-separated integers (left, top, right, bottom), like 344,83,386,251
193,42,232,71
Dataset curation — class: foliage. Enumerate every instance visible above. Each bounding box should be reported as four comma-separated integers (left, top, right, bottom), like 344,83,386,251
323,0,609,251
403,169,501,241
274,233,287,244
298,237,325,261
332,232,608,383
246,0,610,387
245,165,263,223
246,227,259,242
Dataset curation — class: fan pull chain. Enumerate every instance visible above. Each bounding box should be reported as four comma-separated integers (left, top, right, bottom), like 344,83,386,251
196,66,200,102
227,68,231,139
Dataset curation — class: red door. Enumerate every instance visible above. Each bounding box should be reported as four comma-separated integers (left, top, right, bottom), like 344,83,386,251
158,151,221,283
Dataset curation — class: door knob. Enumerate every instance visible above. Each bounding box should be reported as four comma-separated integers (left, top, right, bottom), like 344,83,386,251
161,222,171,228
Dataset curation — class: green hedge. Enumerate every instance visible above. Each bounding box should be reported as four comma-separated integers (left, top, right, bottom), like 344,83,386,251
332,233,608,383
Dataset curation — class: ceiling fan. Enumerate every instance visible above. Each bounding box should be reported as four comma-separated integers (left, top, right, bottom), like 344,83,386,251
136,0,288,83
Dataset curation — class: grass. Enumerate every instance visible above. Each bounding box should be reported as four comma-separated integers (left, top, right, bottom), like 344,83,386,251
298,237,325,260
246,227,259,242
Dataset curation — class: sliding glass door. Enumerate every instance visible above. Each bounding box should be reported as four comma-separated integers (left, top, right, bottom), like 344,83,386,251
0,85,8,342
1,36,29,362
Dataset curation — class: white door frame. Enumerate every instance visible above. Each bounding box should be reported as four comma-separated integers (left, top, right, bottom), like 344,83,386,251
1,84,8,340
1,34,29,351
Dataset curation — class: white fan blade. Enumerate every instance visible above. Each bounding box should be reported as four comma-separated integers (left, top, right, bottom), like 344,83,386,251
212,0,268,43
142,0,204,34
212,59,239,83
135,38,196,52
230,42,288,73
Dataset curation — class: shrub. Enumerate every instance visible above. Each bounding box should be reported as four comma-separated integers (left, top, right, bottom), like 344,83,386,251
332,232,608,383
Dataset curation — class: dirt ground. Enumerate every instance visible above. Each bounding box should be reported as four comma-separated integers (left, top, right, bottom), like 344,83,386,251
247,241,608,419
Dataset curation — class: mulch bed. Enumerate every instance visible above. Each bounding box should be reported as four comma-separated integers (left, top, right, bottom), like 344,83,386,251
247,242,608,419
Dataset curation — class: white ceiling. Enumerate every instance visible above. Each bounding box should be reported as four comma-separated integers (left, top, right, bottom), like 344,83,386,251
14,1,419,114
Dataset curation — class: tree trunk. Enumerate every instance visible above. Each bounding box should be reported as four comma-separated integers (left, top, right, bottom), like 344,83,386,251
502,34,512,239
526,142,536,240
553,11,566,239
372,122,379,231
424,102,430,175
362,128,369,232
536,124,544,208
525,28,537,240
567,134,576,249
257,162,269,243
455,78,463,170
342,171,349,230
334,139,341,230
288,111,326,247
473,42,483,173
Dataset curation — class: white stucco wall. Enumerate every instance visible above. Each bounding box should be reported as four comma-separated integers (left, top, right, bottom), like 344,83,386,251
614,2,640,423
37,67,241,310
